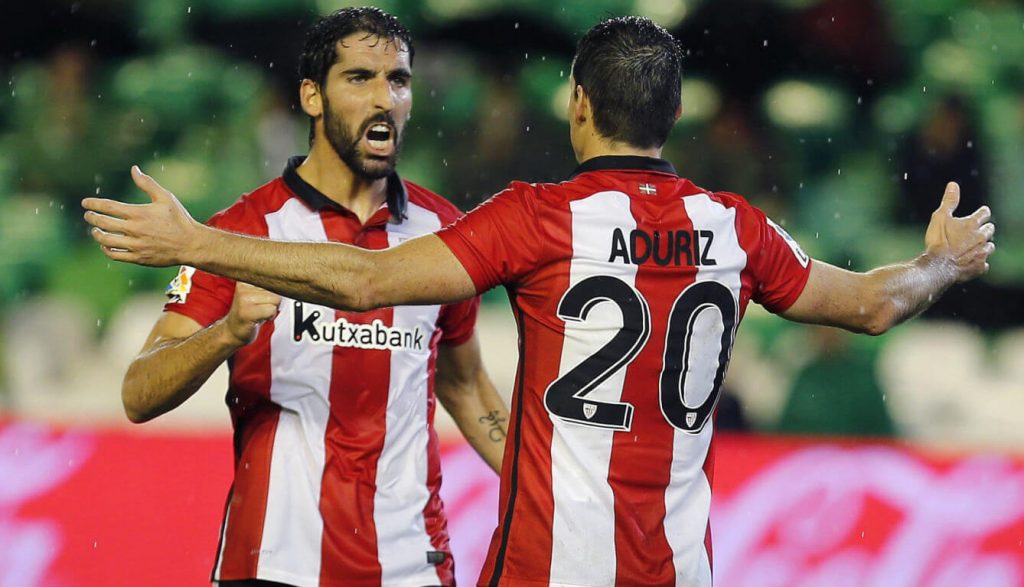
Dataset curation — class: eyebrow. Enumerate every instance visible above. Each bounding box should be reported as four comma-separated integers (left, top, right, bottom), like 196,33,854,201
340,67,376,76
339,67,412,79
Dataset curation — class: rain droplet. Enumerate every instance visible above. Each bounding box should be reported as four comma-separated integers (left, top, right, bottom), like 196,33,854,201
514,22,519,30
763,40,768,47
96,320,102,328
187,6,191,13
903,172,908,180
967,140,973,149
922,85,927,93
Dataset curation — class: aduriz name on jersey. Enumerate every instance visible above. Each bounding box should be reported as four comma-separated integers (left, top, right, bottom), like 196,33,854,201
608,227,718,267
292,301,425,351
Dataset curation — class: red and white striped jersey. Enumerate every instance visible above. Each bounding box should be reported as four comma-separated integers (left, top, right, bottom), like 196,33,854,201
437,155,811,587
165,157,478,587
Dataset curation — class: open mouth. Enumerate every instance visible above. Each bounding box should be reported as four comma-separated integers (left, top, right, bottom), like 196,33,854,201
363,123,394,156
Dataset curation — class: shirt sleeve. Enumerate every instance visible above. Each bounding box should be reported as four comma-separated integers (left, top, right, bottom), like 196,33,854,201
435,183,541,293
163,266,236,327
437,295,480,347
750,210,813,314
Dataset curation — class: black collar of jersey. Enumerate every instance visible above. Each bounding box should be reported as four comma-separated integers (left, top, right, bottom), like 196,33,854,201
569,155,677,179
282,155,408,223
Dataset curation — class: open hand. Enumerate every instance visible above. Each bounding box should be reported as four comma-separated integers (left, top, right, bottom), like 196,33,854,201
924,182,995,283
82,166,201,267
225,282,282,346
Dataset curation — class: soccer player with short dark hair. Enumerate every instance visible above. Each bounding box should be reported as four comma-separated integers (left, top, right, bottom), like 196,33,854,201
104,7,508,587
85,15,995,587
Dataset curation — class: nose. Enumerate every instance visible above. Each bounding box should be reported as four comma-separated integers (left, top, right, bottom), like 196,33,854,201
372,77,396,112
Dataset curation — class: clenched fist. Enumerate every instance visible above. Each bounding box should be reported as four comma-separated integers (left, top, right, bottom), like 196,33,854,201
225,282,282,347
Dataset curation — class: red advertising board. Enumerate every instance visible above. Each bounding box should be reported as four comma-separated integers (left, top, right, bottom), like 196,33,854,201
3,420,1024,586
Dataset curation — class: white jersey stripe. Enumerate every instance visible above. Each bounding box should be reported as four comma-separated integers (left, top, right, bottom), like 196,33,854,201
259,199,333,584
549,191,639,586
212,492,231,579
662,194,746,586
376,201,445,585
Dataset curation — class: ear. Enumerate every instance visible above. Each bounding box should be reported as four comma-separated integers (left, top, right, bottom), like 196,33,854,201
573,84,589,124
674,101,683,122
299,79,323,119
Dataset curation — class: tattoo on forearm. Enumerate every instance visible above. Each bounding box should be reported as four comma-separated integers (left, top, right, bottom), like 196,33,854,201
479,410,507,442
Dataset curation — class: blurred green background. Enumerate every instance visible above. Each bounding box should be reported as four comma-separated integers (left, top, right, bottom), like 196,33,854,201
2,0,1022,443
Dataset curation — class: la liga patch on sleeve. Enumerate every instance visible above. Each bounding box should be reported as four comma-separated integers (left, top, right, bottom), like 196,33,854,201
766,218,810,268
165,266,196,304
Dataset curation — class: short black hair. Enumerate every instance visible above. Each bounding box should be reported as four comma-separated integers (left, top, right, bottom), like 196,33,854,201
571,16,683,149
298,7,414,142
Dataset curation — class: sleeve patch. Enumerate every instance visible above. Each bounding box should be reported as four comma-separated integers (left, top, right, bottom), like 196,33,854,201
766,218,809,268
165,266,197,304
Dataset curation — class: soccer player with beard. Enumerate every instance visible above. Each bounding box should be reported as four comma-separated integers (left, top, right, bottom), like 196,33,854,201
85,16,995,587
107,8,508,587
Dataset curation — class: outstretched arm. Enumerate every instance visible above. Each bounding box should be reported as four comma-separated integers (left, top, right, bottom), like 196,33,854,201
83,167,477,311
782,182,995,335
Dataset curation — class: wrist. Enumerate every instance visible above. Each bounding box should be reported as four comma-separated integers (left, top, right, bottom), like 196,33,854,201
917,250,958,285
184,222,212,267
214,316,251,350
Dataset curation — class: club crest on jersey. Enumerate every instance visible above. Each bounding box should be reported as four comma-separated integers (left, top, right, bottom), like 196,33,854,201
766,218,810,268
165,266,196,304
291,301,425,352
639,183,657,195
686,412,697,427
583,403,597,420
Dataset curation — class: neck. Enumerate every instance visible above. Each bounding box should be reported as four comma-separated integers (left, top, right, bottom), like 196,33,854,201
576,136,663,164
297,139,388,223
